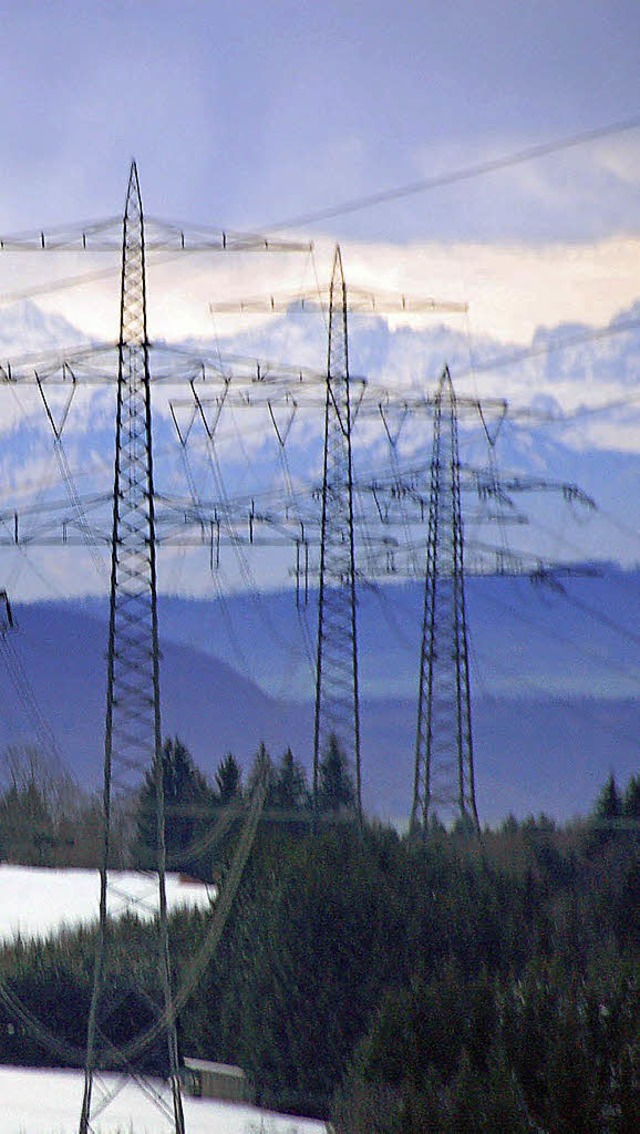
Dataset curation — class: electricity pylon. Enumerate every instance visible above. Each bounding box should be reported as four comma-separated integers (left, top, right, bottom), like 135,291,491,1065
208,251,468,824
79,163,184,1134
0,163,309,1131
411,367,480,834
313,246,362,821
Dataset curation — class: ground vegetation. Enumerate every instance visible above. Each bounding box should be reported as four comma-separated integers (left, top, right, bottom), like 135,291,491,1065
0,744,638,1130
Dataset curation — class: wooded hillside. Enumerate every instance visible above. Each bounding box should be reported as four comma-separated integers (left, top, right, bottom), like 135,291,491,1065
0,742,638,1132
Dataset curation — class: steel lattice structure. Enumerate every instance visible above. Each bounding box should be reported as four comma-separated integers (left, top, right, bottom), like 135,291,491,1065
0,180,598,878
79,163,185,1134
312,247,362,821
411,367,480,834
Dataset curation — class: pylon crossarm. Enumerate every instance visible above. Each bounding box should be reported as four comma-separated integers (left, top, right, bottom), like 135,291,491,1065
0,343,118,385
209,282,466,316
0,340,331,399
0,214,311,254
467,466,596,508
0,491,321,550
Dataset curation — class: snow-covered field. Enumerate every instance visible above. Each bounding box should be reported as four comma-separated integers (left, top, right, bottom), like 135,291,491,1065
0,867,327,1133
0,1065,325,1133
0,865,213,942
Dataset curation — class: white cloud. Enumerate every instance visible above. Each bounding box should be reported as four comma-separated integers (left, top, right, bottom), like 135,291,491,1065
13,233,637,353
591,133,640,186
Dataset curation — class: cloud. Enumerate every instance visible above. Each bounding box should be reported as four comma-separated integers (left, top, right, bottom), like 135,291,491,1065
8,230,636,356
338,236,640,345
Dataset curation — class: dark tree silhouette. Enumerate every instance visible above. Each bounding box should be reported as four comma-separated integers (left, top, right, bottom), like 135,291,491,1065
595,771,622,820
134,737,214,873
214,752,243,803
273,748,309,812
318,733,355,814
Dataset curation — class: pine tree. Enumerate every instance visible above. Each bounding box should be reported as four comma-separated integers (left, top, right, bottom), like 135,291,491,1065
622,774,640,821
273,748,309,812
318,732,355,814
594,772,622,821
134,737,214,873
248,741,277,803
214,752,243,803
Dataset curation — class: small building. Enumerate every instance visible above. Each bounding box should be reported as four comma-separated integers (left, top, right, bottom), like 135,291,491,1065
180,1057,254,1104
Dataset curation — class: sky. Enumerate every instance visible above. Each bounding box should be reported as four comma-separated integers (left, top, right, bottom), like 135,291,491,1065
0,1,638,343
0,1,640,601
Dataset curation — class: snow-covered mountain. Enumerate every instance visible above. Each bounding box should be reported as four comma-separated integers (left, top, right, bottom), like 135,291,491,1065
0,299,88,356
1,295,640,600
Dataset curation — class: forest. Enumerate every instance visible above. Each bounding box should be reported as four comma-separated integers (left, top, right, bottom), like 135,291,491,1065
0,738,638,1133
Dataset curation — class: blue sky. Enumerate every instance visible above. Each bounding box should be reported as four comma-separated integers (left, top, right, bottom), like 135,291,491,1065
1,2,640,600
0,1,637,241
0,2,637,348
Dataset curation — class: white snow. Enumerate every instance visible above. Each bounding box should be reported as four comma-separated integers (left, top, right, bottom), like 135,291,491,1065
0,865,213,942
0,1065,326,1133
0,867,328,1132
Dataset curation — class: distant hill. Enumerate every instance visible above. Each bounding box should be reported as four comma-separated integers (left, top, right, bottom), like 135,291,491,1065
1,572,639,826
1,602,312,792
66,565,640,703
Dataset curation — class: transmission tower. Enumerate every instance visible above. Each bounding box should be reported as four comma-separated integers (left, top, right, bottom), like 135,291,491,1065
79,163,184,1134
313,246,362,822
207,251,469,826
411,366,480,834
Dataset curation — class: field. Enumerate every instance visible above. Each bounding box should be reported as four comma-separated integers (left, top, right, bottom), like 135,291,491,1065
0,866,326,1134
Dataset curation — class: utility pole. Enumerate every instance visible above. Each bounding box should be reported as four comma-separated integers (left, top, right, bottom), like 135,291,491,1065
411,367,480,834
80,162,185,1134
313,246,362,823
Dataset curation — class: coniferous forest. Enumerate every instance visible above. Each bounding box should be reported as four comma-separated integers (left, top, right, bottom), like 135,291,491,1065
0,740,638,1132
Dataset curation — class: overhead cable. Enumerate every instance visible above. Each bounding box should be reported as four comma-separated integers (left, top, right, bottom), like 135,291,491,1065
263,114,640,231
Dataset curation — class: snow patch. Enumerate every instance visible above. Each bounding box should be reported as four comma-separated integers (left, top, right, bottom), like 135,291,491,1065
0,1065,325,1134
0,865,212,943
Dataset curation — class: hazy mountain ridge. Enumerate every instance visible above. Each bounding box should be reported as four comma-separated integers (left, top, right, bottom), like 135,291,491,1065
0,299,88,356
2,602,312,791
2,572,639,825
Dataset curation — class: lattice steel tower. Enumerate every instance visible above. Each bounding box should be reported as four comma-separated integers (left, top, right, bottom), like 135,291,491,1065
411,367,480,834
313,246,362,821
80,163,185,1134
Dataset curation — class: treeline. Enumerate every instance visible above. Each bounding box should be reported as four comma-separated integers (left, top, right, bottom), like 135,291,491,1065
0,743,638,1131
174,785,640,1131
0,734,355,871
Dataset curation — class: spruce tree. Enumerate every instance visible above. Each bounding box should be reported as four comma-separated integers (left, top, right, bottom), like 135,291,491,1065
594,772,622,821
273,747,309,811
214,752,243,803
318,732,355,814
134,737,214,874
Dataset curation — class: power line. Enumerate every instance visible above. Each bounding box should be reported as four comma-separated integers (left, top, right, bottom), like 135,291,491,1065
457,313,640,392
263,114,640,232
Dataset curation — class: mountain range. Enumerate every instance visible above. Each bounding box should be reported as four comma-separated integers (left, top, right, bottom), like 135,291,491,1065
0,295,639,587
1,570,639,828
